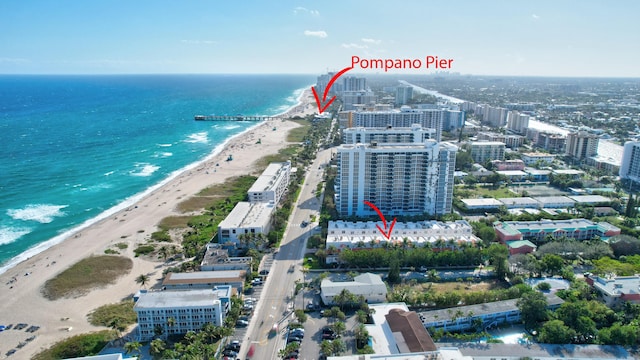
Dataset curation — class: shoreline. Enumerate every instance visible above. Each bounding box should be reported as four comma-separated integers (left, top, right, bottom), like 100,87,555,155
0,84,314,276
0,87,318,358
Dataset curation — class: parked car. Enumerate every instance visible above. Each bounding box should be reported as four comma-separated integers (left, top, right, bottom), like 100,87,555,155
236,320,249,327
259,269,269,276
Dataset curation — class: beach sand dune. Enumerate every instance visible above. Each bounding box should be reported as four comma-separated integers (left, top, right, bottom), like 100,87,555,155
0,90,318,358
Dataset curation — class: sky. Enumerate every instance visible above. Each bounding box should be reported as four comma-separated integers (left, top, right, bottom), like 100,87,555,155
1,0,639,77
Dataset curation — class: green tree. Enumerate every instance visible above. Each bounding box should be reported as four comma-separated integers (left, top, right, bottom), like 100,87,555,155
149,338,165,358
486,243,509,279
538,320,576,344
123,341,142,355
517,291,548,329
320,340,333,356
541,254,564,276
331,321,346,337
331,338,347,355
135,274,150,288
294,309,308,324
388,257,401,284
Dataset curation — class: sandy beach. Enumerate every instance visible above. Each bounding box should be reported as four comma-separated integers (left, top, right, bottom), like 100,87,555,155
0,89,318,358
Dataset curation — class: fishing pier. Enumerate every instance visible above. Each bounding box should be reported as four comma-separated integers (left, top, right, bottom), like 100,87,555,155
194,115,276,121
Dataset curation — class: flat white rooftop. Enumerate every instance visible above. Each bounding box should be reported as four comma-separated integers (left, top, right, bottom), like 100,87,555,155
134,289,220,309
218,201,273,228
248,162,289,193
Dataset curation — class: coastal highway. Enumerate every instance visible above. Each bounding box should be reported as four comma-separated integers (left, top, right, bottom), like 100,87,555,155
240,147,333,359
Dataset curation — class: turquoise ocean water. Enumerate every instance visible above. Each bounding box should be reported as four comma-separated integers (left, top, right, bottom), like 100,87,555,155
0,74,314,272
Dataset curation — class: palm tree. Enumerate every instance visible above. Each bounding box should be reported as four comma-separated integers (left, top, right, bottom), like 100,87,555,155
149,338,166,358
124,341,142,355
158,246,169,261
135,274,150,288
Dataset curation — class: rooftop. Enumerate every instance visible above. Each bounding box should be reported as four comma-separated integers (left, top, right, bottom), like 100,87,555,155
200,244,252,267
248,162,290,193
386,309,437,353
217,201,273,229
592,275,640,296
163,270,246,285
444,342,634,360
567,194,612,204
498,197,539,206
321,273,386,297
460,198,503,207
134,289,221,309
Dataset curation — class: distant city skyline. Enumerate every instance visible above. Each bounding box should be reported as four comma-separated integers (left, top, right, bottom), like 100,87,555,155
1,1,639,77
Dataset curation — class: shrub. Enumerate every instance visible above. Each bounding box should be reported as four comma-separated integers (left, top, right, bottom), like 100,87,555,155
134,244,155,257
88,300,137,328
32,330,115,360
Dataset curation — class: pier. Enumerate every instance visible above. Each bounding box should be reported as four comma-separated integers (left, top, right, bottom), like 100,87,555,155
194,115,276,121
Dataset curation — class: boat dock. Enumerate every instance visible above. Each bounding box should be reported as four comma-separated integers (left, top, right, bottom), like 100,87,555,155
194,115,276,121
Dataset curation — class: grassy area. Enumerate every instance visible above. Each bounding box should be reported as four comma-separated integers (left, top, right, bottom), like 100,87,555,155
159,215,194,230
428,279,508,293
254,144,300,169
456,185,517,199
87,299,137,328
42,256,133,300
32,330,116,360
303,253,322,269
286,119,312,142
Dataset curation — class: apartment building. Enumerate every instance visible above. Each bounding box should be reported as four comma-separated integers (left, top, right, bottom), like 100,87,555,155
566,131,599,161
335,140,457,217
620,141,640,184
247,161,291,204
134,287,231,341
342,124,435,144
469,141,505,163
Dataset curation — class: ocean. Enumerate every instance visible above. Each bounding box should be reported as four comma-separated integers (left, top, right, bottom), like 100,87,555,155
0,74,315,272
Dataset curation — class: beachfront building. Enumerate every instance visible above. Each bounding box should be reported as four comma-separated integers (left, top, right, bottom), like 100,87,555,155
419,293,563,333
494,218,621,244
320,273,387,305
342,124,436,144
566,130,599,161
163,270,246,292
247,161,291,204
620,141,640,184
506,110,531,135
200,244,252,272
134,287,230,341
341,90,377,111
443,109,465,131
335,140,457,217
585,274,640,307
325,220,479,264
217,201,273,247
340,106,445,141
469,141,505,163
535,132,567,153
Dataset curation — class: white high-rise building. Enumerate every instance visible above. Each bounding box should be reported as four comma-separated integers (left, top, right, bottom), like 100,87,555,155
335,140,457,217
395,85,413,106
506,111,531,135
247,161,291,204
344,107,444,141
342,124,435,144
620,141,640,183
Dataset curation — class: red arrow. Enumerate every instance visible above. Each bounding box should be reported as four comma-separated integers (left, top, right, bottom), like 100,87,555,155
363,200,397,240
311,66,353,114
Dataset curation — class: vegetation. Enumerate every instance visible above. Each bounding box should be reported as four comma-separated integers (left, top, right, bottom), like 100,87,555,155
133,244,155,257
32,330,116,360
42,256,133,300
87,300,137,328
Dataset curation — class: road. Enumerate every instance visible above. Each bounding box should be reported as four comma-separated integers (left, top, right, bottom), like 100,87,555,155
239,147,334,359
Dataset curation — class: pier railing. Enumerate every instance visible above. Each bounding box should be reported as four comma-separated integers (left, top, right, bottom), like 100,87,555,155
194,115,276,121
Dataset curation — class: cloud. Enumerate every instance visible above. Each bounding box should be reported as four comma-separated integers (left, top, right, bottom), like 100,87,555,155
294,7,320,16
361,38,382,45
532,14,540,19
341,43,368,49
181,39,217,45
304,30,328,38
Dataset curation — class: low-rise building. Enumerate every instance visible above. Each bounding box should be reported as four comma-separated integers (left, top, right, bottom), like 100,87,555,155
321,273,387,305
521,152,556,165
134,287,231,342
568,194,612,206
163,270,246,292
498,197,539,209
552,168,585,179
325,220,479,263
524,168,551,182
585,274,640,307
533,195,576,209
419,293,563,332
491,159,525,171
247,161,291,204
506,239,537,255
459,198,503,211
200,244,252,271
217,201,274,246
494,219,621,243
